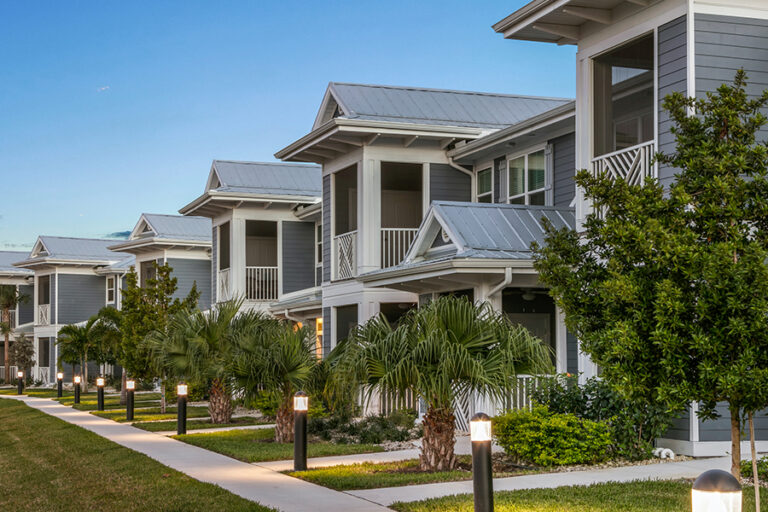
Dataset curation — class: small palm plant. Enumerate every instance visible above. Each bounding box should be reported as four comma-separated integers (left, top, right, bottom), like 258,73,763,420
57,317,102,391
0,286,28,383
331,295,552,471
231,320,318,442
145,299,254,424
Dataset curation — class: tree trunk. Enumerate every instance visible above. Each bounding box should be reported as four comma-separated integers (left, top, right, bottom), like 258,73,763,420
82,353,89,393
274,396,294,443
420,406,457,471
120,372,127,405
730,405,741,479
160,380,166,414
751,412,760,512
208,379,232,424
3,308,9,385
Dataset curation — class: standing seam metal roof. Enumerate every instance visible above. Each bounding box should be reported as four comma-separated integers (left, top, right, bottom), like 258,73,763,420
142,214,211,242
328,83,573,129
35,236,131,262
0,251,33,274
211,160,321,197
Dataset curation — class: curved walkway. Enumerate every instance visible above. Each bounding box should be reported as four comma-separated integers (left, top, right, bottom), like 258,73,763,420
3,395,389,512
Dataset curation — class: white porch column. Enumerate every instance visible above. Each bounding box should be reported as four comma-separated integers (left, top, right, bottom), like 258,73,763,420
358,158,381,274
555,308,568,373
230,215,247,299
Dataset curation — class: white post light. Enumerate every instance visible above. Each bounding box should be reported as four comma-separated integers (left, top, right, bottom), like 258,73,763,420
177,382,188,435
470,412,494,512
126,379,135,421
96,377,105,411
73,375,81,384
293,392,309,412
56,372,63,397
57,372,63,380
691,469,742,512
16,370,23,379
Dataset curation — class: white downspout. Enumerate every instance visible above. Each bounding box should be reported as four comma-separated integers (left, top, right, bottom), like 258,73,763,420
447,157,473,177
488,267,513,299
283,309,302,323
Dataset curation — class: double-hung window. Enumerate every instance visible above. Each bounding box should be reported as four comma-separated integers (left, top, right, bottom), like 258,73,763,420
508,148,547,205
476,168,493,203
106,276,116,304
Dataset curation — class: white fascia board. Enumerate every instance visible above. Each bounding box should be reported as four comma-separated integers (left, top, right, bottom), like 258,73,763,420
107,237,211,253
494,0,571,38
127,214,154,240
359,259,535,287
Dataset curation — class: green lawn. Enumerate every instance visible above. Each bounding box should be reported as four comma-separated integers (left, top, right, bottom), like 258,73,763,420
59,396,160,411
0,397,273,512
134,416,271,432
92,405,210,422
286,457,515,490
175,428,385,463
0,387,65,398
391,480,768,511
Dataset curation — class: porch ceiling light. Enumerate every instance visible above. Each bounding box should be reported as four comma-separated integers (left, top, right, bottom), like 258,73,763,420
126,379,135,391
470,412,492,442
691,469,742,512
293,390,308,412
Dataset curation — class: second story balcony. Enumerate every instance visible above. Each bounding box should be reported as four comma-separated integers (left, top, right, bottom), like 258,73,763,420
591,139,656,186
38,303,50,325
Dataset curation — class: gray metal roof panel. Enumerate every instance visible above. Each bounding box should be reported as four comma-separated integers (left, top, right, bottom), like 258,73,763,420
37,237,131,262
0,251,33,274
330,83,572,129
104,255,136,271
143,214,211,242
212,161,321,198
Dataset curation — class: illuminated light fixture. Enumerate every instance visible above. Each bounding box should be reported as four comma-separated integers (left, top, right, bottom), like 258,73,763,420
177,383,188,396
126,380,135,390
56,372,63,398
73,375,82,404
691,469,742,512
73,375,81,384
177,382,188,435
96,377,106,411
293,391,308,471
125,379,135,421
470,412,494,512
16,370,23,379
96,377,105,387
293,391,309,412
57,372,63,380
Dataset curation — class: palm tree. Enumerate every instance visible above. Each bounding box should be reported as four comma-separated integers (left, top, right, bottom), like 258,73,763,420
145,299,251,424
0,286,28,383
231,321,317,442
331,295,553,471
57,317,101,391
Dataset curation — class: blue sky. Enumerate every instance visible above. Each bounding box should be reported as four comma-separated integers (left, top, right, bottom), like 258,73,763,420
0,1,575,250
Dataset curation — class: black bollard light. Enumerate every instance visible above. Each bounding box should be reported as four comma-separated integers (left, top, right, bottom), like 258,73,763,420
470,412,494,512
293,391,308,471
16,370,23,395
73,375,81,404
691,469,742,512
177,383,188,435
126,379,135,421
96,377,105,411
56,372,63,398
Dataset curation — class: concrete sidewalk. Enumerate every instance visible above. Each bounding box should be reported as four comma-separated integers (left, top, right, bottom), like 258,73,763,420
4,396,389,512
155,423,275,436
348,455,730,506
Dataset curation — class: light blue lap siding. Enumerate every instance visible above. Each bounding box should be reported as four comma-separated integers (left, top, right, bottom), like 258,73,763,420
322,306,332,358
166,258,211,310
281,221,316,294
695,14,768,143
551,133,575,208
658,15,688,189
56,274,105,325
665,409,690,441
697,403,768,442
429,164,471,203
211,229,218,303
566,331,578,374
322,175,331,283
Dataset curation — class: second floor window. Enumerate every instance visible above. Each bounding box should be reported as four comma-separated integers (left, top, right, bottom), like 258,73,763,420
508,149,547,206
316,224,322,265
477,168,492,203
106,277,115,304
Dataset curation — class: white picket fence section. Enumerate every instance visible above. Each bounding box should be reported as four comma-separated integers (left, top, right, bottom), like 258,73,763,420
381,228,418,269
245,266,279,301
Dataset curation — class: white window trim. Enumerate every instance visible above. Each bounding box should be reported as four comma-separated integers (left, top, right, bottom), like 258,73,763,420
506,144,551,206
475,167,494,203
315,223,323,268
105,276,116,304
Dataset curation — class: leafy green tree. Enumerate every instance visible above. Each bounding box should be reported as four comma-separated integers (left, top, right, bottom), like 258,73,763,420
145,299,248,423
119,262,199,410
57,317,101,391
231,320,318,442
0,285,28,383
533,70,768,478
9,333,35,379
331,295,552,471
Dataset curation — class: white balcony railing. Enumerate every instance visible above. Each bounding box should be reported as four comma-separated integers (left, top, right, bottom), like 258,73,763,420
381,228,419,269
245,266,279,302
334,230,357,280
218,269,231,302
6,310,16,329
38,304,50,326
591,140,656,186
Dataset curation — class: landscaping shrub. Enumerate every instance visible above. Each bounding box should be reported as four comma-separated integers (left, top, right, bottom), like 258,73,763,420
493,406,611,466
741,456,768,480
531,374,673,460
308,409,421,444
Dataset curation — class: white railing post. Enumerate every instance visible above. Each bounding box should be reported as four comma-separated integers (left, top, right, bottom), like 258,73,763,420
334,231,357,280
245,266,279,301
380,228,419,269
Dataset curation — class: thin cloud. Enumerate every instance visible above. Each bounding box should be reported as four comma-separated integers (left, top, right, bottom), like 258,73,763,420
106,230,131,240
97,86,110,92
